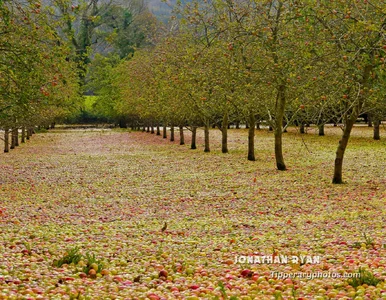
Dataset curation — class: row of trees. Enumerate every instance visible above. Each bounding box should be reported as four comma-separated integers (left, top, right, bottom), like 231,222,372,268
91,0,386,184
0,0,80,152
0,0,161,150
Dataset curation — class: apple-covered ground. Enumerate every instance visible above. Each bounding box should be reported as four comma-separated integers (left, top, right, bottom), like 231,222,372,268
0,126,385,300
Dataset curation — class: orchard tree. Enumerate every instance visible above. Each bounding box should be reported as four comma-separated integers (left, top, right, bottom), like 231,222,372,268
0,0,80,152
306,0,386,183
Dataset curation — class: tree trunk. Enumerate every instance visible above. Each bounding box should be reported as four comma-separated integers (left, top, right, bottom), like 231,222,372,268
374,120,380,140
300,123,305,134
332,117,356,184
151,126,155,134
221,112,228,153
10,128,16,149
21,127,26,143
142,126,146,132
274,85,286,171
119,119,127,128
4,128,9,153
50,122,55,129
191,126,197,149
14,128,19,147
170,125,175,141
269,126,273,131
367,114,373,127
256,122,260,130
27,128,31,140
318,124,325,136
163,124,167,139
333,65,372,184
236,121,240,129
248,113,256,161
156,125,160,136
146,126,150,133
179,126,184,145
204,122,210,152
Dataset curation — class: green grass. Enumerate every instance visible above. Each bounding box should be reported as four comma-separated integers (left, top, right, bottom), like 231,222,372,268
83,95,98,111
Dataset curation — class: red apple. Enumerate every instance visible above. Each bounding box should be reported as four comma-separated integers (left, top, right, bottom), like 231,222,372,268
159,270,168,278
189,284,200,290
147,294,160,300
241,269,253,277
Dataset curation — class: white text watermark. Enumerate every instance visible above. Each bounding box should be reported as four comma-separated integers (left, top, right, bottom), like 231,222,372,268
271,271,360,280
234,255,320,265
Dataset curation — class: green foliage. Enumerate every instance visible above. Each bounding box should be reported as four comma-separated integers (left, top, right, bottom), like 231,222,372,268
0,0,81,131
347,267,382,288
217,281,239,300
53,247,82,267
82,252,104,275
53,247,104,275
363,232,375,247
352,232,375,249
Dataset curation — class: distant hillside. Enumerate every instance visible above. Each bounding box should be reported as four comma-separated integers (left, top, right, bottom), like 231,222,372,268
146,0,191,22
146,0,173,22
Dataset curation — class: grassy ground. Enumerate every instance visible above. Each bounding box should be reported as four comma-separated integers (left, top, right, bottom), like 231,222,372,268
0,125,385,299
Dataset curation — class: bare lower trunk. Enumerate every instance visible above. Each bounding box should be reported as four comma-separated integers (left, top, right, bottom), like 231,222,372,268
274,85,286,171
256,122,260,130
146,126,150,133
235,121,240,129
300,123,305,134
21,127,26,143
204,122,210,152
318,124,325,136
333,65,371,184
170,125,174,142
332,118,356,184
10,128,16,149
4,128,9,153
191,126,197,149
27,128,31,140
221,112,228,153
151,126,155,134
156,125,160,136
179,126,184,145
374,120,380,140
14,128,19,147
248,113,255,161
50,122,55,129
163,124,167,139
